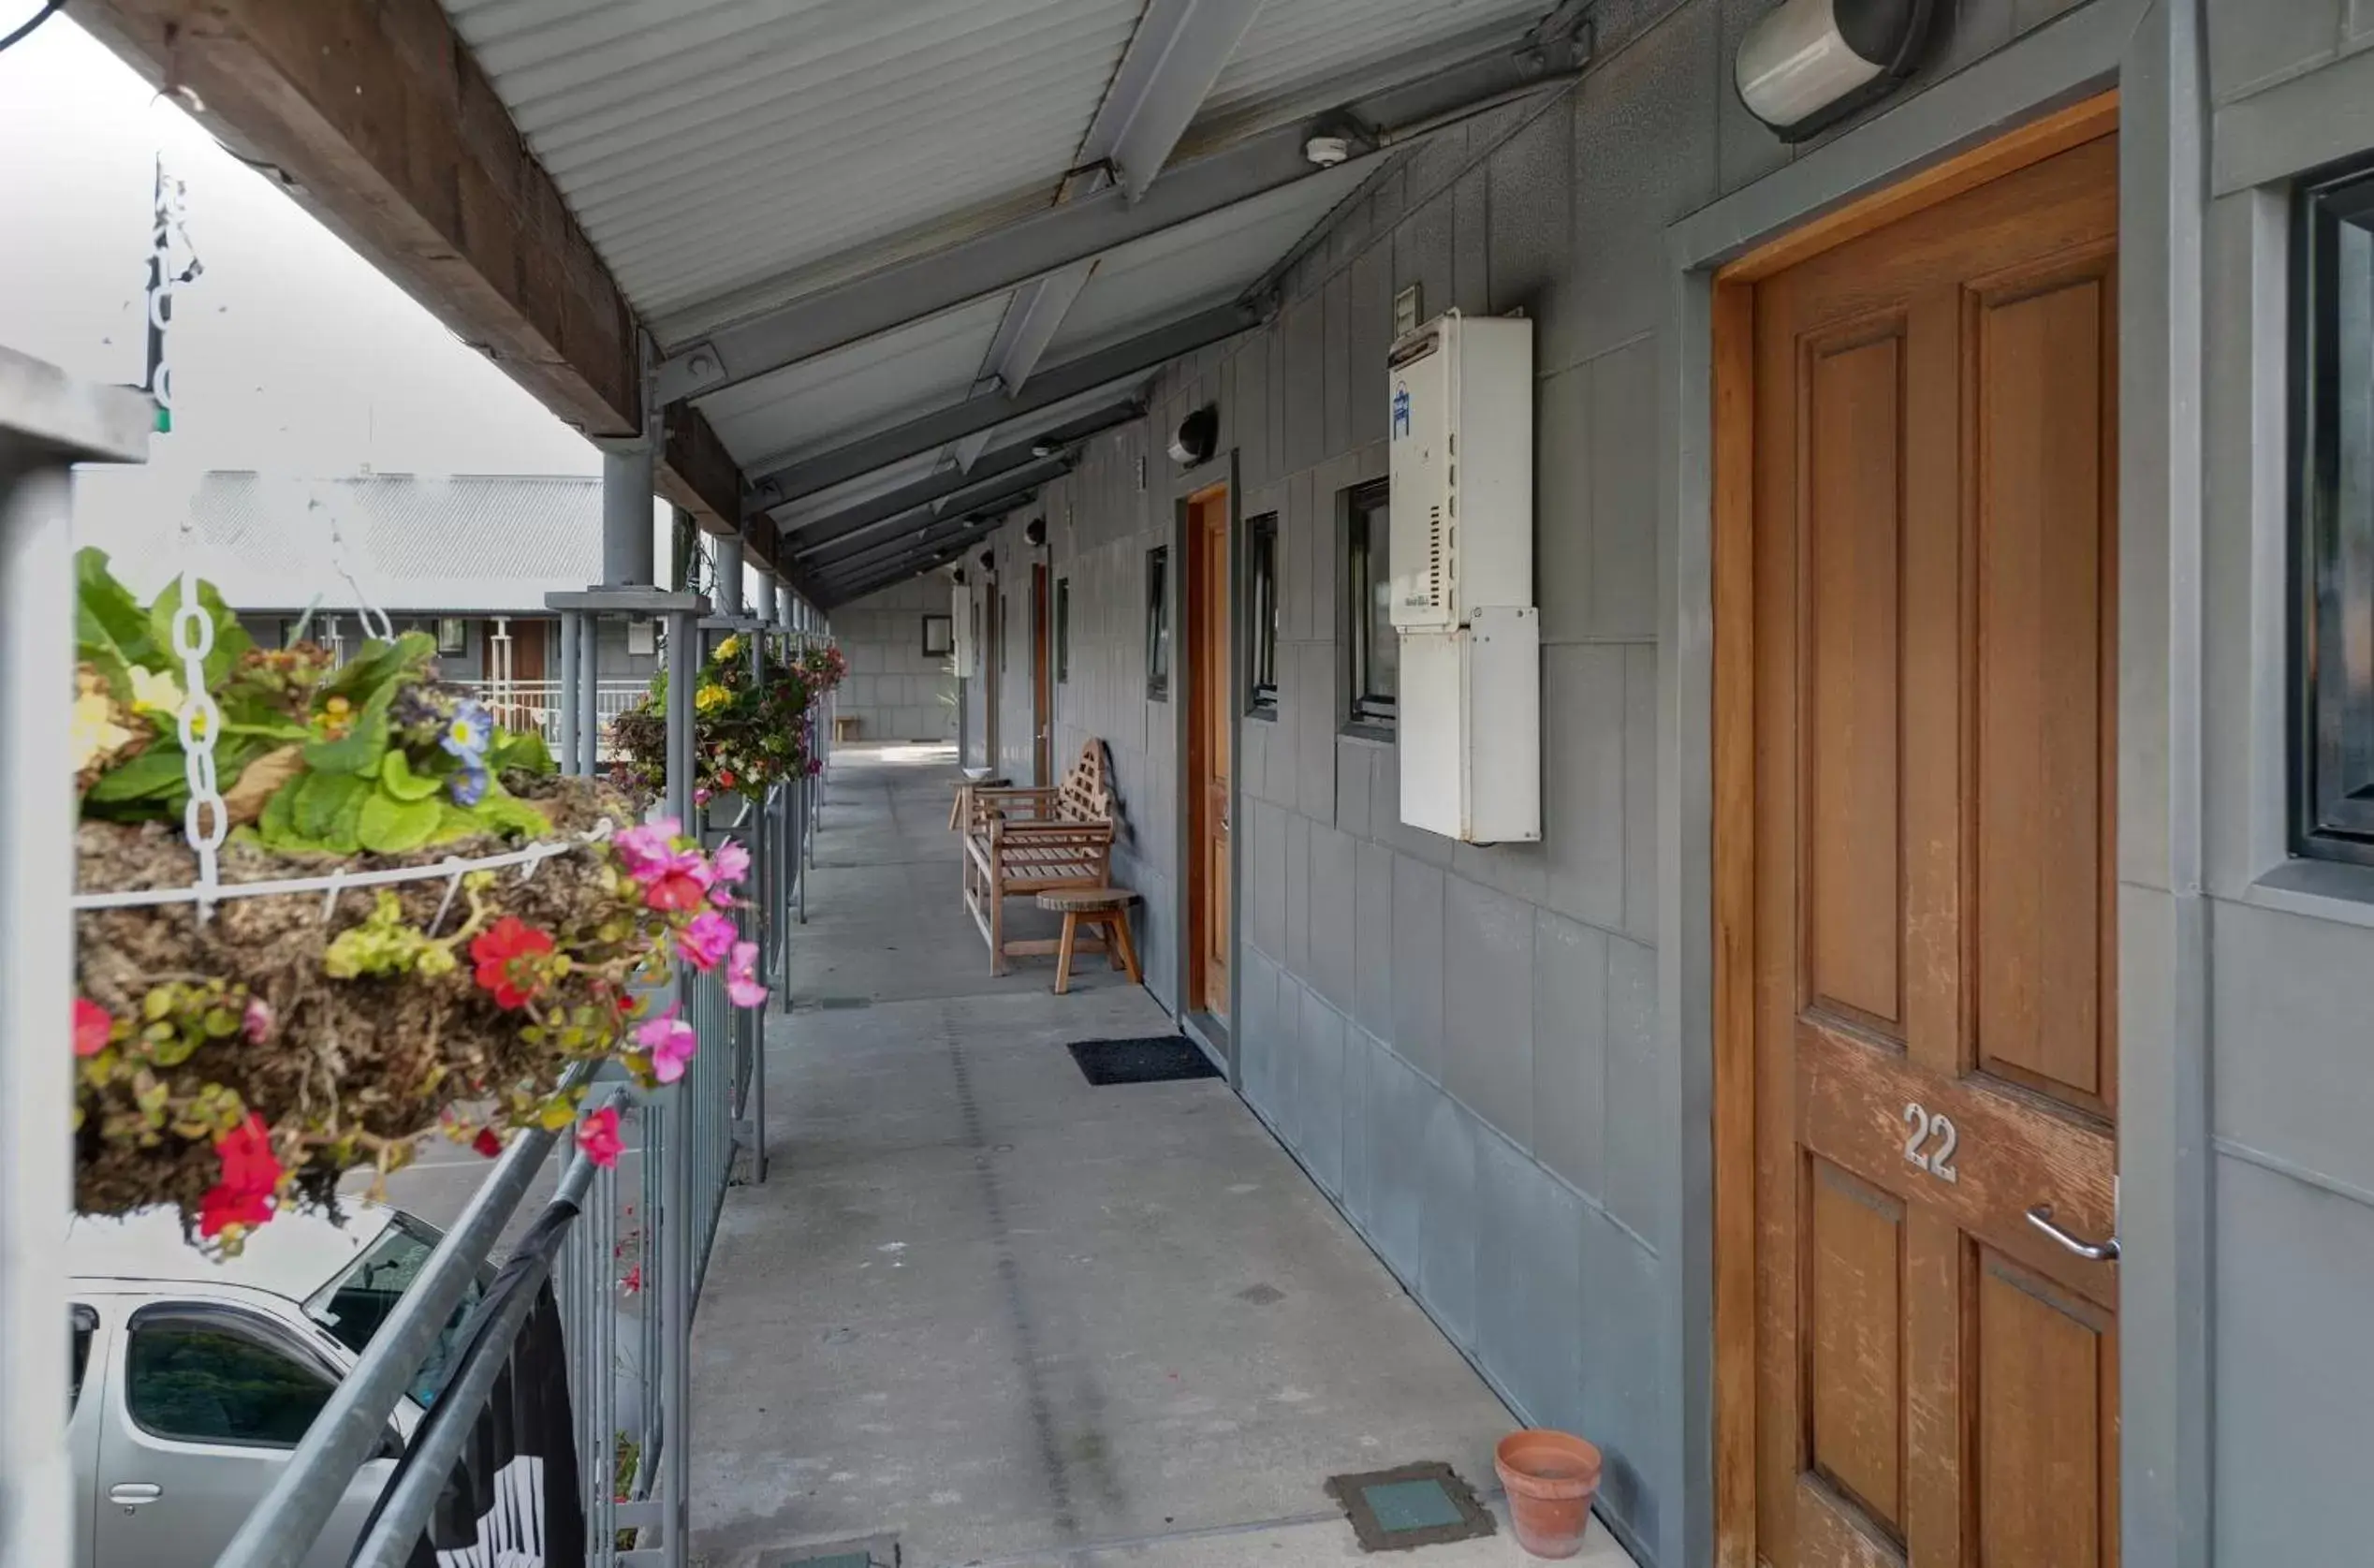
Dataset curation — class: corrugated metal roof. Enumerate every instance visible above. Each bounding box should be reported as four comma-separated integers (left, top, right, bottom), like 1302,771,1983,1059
73,469,618,614
696,292,1011,462
1197,0,1551,139
444,0,1143,326
1045,158,1362,363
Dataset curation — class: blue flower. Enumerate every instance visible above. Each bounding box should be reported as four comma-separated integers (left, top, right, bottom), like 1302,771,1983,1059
449,764,490,808
441,700,493,763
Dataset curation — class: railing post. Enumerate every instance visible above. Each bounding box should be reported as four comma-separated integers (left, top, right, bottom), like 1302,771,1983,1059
558,611,582,774
0,353,147,1568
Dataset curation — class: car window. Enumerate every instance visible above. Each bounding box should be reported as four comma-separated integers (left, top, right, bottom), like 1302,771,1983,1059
304,1215,479,1407
126,1308,335,1448
71,1304,95,1412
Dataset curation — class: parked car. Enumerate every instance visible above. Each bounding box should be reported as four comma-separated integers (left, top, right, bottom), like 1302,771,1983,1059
66,1202,482,1568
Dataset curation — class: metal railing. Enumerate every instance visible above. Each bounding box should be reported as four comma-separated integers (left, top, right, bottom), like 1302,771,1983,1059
212,627,824,1568
451,677,649,757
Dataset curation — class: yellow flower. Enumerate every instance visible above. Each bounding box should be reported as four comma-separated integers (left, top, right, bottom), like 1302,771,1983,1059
72,687,137,772
714,635,740,663
127,665,184,716
695,683,731,713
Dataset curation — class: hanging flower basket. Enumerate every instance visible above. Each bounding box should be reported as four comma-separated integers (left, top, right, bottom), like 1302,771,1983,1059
72,550,766,1250
610,631,819,803
797,639,848,695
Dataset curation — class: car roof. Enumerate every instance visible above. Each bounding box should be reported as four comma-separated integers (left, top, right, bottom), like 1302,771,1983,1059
67,1203,402,1302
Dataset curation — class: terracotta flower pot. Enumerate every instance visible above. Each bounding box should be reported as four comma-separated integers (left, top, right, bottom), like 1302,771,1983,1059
1494,1429,1603,1560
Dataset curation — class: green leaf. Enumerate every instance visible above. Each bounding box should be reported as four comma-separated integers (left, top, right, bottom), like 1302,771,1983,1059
432,804,484,843
488,726,554,775
256,776,300,844
379,748,446,802
84,744,189,804
358,790,443,853
76,548,157,676
301,681,395,774
326,782,369,854
465,789,553,840
326,632,437,702
294,769,370,842
142,574,252,688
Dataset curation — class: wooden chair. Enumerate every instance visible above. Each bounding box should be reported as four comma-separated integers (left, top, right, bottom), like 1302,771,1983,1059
961,742,1121,974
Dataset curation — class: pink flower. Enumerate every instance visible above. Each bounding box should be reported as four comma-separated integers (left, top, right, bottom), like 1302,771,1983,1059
636,1004,697,1084
577,1106,623,1168
711,840,751,887
74,998,112,1058
694,786,712,807
241,996,274,1044
612,817,683,879
726,941,769,1008
680,909,738,973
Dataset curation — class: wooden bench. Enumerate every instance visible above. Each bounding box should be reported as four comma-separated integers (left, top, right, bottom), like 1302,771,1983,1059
961,742,1121,975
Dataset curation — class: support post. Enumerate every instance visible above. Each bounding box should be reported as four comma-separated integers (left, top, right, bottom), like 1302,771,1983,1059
600,436,656,587
556,610,581,775
714,534,743,619
0,352,148,1568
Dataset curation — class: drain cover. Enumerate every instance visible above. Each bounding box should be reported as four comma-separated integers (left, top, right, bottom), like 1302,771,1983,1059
1065,1035,1223,1086
1324,1461,1495,1553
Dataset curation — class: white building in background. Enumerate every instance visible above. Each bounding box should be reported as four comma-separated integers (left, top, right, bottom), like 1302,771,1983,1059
72,468,660,743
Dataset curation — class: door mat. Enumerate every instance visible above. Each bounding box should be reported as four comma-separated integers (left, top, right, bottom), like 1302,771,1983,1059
1324,1461,1496,1553
1065,1035,1224,1086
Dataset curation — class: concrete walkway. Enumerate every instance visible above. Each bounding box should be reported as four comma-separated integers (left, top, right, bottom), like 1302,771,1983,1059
688,745,1633,1568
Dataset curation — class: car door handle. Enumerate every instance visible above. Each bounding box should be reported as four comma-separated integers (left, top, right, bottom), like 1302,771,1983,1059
2026,1203,2119,1262
108,1483,162,1507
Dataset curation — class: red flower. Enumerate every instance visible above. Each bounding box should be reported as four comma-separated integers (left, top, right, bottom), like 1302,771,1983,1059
471,916,556,1009
577,1106,623,1169
73,998,111,1058
621,1265,642,1296
198,1114,283,1238
473,1127,504,1158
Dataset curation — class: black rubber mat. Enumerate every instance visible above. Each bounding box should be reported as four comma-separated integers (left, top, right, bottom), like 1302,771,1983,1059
1065,1034,1223,1086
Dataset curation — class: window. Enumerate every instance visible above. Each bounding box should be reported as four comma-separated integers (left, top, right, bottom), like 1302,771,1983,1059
305,1213,483,1408
1344,482,1397,728
71,1305,95,1412
1056,579,1072,683
1247,513,1280,717
921,613,954,657
435,617,467,655
127,1307,338,1448
1146,546,1171,700
2296,159,2374,864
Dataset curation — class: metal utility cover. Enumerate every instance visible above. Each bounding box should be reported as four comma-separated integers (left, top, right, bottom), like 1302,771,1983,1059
1324,1461,1496,1552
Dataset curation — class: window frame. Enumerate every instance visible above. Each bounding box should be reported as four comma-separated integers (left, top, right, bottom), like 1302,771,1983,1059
434,616,467,655
2293,156,2374,865
1342,481,1397,734
1146,545,1171,701
124,1301,348,1451
921,612,954,658
1055,578,1072,684
1245,513,1280,720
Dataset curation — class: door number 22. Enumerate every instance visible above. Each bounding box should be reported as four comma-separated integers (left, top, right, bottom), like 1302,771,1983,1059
1901,1104,1959,1183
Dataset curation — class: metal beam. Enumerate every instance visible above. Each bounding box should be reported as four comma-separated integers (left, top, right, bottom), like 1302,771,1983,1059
1094,0,1270,199
807,479,1050,578
821,528,1002,607
657,44,1579,405
774,400,1139,538
815,495,1036,596
795,459,1070,567
749,301,1254,504
952,0,1264,418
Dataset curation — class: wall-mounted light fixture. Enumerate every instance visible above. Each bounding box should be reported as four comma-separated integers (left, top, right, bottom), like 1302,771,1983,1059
1168,405,1219,468
1735,0,1935,143
1024,517,1047,548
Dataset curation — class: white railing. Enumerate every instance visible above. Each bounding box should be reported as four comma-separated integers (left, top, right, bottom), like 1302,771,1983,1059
452,678,649,757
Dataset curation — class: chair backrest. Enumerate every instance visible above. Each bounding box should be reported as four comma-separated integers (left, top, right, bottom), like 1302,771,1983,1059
1053,740,1119,825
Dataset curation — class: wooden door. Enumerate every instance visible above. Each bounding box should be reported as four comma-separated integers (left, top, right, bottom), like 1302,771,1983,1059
984,584,1001,771
1187,487,1231,1019
1743,132,2120,1567
1033,563,1053,784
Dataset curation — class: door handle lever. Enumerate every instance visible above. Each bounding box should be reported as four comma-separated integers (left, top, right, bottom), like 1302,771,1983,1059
2026,1203,2118,1261
108,1483,162,1506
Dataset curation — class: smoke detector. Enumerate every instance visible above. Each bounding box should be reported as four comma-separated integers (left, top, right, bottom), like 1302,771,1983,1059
1303,134,1352,168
